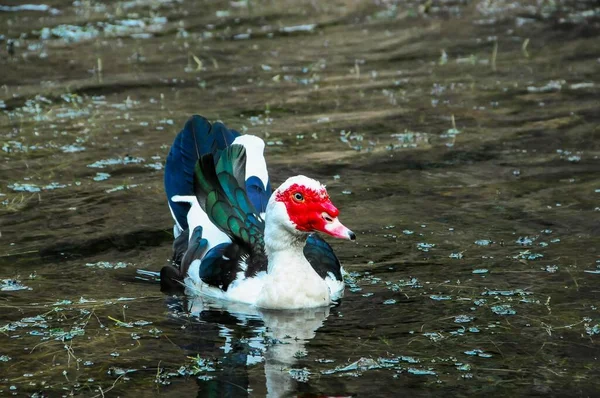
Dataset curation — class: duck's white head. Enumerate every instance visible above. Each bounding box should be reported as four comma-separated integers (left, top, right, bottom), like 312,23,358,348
266,175,355,241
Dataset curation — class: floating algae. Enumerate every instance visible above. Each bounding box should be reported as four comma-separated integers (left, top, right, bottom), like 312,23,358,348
491,305,516,315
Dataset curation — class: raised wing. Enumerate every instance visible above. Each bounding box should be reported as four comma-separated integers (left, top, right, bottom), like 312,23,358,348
165,115,272,233
163,116,272,292
164,115,240,232
194,145,266,256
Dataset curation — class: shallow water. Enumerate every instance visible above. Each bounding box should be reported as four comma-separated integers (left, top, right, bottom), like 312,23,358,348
1,0,599,396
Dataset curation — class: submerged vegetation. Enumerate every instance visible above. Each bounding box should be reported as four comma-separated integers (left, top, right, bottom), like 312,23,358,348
1,0,599,396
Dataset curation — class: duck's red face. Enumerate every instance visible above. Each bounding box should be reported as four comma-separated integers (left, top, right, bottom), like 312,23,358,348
276,183,355,240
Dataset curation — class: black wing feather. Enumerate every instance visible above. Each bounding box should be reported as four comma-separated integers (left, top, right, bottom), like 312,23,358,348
304,234,343,281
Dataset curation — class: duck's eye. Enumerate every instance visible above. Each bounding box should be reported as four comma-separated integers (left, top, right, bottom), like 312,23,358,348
293,192,304,202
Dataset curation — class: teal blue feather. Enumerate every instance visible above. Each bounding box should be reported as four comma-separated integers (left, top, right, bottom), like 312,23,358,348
194,145,263,257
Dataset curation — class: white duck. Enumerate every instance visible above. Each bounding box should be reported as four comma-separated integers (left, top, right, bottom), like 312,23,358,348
161,115,354,309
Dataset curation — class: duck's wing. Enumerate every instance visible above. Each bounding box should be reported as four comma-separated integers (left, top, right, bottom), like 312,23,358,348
165,115,272,234
162,116,272,292
304,234,345,300
192,144,269,289
164,115,241,234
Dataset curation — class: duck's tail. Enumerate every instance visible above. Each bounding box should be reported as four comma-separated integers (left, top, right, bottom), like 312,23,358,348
164,115,240,234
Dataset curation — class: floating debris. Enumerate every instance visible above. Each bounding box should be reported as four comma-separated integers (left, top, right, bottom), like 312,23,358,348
464,349,492,358
93,173,111,181
527,80,564,93
289,368,311,382
456,363,471,371
148,328,162,336
449,252,463,259
1,279,32,291
516,236,535,246
39,17,168,43
430,295,452,301
7,183,41,193
187,355,216,374
406,368,437,376
398,278,421,288
87,157,145,168
106,184,139,193
585,324,600,336
50,327,85,341
145,162,163,170
315,358,335,363
389,131,430,149
417,242,435,252
423,332,444,342
491,305,516,315
322,357,391,375
280,24,316,33
61,145,86,153
383,299,397,305
584,265,600,274
0,4,61,14
454,315,474,323
78,297,96,304
544,265,559,273
474,239,492,246
397,356,418,364
482,289,532,297
85,261,130,269
44,182,67,190
108,367,137,376
472,269,489,274
513,250,544,260
570,82,595,90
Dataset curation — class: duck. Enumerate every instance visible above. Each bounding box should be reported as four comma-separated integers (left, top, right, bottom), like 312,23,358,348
160,115,355,310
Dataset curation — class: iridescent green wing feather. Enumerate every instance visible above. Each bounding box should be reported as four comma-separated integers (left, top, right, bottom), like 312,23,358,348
193,145,265,257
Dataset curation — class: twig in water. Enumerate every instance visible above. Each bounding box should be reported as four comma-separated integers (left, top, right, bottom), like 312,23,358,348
491,40,498,71
154,360,162,388
92,373,126,398
522,38,530,58
565,267,579,291
0,250,39,258
488,339,505,358
97,58,103,83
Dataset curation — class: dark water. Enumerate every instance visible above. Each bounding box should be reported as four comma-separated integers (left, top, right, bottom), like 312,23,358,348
1,0,599,396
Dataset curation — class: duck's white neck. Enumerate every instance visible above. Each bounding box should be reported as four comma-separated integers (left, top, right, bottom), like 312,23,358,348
257,203,330,309
264,219,308,273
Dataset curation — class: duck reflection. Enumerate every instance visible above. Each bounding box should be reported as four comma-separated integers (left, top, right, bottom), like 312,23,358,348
171,295,331,397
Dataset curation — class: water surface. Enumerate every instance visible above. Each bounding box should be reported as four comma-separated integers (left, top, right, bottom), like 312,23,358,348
1,0,599,396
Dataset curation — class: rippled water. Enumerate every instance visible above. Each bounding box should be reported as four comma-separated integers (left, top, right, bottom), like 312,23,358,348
1,0,599,396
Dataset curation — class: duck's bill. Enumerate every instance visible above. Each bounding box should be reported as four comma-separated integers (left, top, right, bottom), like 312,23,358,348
321,217,356,241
